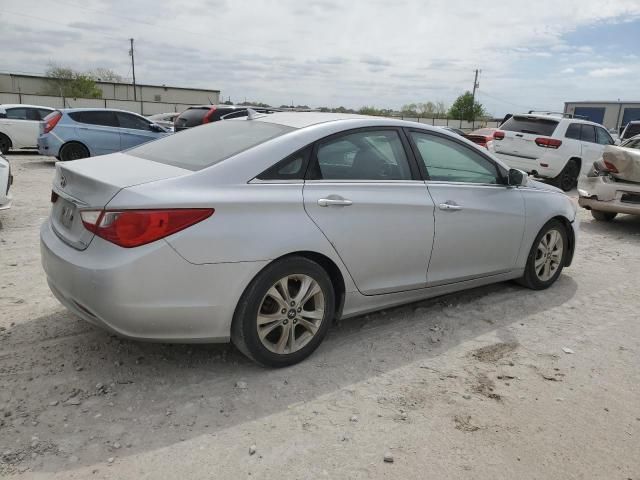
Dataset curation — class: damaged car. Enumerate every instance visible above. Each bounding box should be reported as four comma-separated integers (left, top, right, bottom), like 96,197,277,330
578,136,640,221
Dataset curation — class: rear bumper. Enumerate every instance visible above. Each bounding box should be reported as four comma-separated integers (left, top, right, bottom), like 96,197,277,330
40,218,268,342
578,175,640,215
37,134,61,157
492,152,562,178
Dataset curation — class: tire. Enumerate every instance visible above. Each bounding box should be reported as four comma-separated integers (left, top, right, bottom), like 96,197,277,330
518,219,568,290
0,133,11,154
591,210,617,221
554,159,579,192
59,142,90,161
231,256,335,367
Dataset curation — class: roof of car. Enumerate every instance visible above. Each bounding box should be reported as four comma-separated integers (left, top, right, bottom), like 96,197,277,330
511,112,603,126
60,108,145,115
254,112,375,128
0,104,55,110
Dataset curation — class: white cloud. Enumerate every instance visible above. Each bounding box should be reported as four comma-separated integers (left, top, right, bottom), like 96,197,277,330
588,67,631,78
1,0,640,114
562,67,576,74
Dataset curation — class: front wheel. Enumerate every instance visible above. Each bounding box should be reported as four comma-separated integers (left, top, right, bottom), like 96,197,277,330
591,210,617,221
518,220,568,290
231,256,335,367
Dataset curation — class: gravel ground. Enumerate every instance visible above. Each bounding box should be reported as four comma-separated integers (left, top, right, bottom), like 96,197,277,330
1,153,639,479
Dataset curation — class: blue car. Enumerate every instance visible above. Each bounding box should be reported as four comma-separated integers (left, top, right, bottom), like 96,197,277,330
38,108,169,161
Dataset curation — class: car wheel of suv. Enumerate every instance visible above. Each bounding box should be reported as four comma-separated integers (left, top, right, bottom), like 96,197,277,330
518,219,567,290
0,133,11,154
591,210,617,221
59,142,90,161
231,256,335,367
555,159,579,192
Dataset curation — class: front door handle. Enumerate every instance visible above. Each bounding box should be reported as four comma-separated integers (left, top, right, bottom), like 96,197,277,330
439,202,462,211
318,198,353,207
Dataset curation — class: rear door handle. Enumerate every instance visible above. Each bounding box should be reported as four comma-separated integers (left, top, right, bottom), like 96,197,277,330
318,198,353,207
439,202,462,211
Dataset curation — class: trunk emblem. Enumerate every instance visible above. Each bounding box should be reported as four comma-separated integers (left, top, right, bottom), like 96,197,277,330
60,175,67,188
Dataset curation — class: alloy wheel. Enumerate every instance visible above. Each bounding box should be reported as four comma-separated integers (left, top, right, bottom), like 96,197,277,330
534,229,564,281
256,274,325,354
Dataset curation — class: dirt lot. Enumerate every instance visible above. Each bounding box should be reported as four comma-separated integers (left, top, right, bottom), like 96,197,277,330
1,153,639,479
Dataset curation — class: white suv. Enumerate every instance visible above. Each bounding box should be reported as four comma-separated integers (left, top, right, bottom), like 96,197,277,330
0,104,55,154
488,113,614,191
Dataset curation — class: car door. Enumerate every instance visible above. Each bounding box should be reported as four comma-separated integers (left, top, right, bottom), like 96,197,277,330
116,112,164,149
68,110,121,156
407,129,526,286
303,128,435,295
4,107,41,148
578,124,604,173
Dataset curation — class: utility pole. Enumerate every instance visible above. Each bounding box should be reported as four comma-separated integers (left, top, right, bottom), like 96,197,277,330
129,38,137,101
471,68,480,124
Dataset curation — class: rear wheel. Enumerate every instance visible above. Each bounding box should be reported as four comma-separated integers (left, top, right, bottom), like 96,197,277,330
591,210,617,221
0,133,11,154
59,142,89,161
554,159,579,192
518,219,568,290
231,256,335,367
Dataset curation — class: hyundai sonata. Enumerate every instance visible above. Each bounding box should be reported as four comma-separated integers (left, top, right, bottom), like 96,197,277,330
41,111,578,366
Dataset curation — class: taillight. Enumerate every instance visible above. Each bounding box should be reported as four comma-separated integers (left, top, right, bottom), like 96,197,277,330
603,160,619,173
43,111,62,134
80,208,214,248
202,107,217,124
535,137,562,149
493,131,505,140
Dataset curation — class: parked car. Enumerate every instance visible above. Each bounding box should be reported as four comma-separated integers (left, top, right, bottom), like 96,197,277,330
619,120,640,143
465,127,497,148
147,112,180,132
489,113,614,191
0,104,54,154
173,105,278,131
41,112,578,367
0,154,13,210
38,108,169,161
578,136,640,221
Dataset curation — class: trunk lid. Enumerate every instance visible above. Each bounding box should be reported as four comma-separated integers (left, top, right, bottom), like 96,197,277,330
493,115,560,162
50,152,191,250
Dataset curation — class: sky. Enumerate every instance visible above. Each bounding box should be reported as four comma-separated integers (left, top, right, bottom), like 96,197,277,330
1,0,640,116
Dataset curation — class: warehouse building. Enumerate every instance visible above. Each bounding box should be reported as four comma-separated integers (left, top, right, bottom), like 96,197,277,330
0,72,220,115
564,101,640,132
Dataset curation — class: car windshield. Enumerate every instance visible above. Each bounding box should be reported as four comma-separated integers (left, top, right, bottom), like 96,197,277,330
128,120,294,170
501,116,559,136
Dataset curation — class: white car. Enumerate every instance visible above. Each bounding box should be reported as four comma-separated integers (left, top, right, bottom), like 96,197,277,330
146,112,179,132
488,113,615,191
0,104,55,154
0,154,13,210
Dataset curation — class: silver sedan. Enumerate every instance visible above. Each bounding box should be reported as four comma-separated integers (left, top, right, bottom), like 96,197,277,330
41,112,579,366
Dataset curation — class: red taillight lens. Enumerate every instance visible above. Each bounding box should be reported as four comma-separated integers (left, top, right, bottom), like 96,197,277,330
202,107,217,124
603,160,619,173
80,208,214,248
493,130,505,140
43,111,62,134
535,137,562,149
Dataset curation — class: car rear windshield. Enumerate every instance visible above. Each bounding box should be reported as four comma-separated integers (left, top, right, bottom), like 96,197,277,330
624,123,640,139
176,107,209,127
127,120,294,170
500,116,559,136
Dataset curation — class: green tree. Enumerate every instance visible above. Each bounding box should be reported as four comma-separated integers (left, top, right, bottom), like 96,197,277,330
44,64,102,99
448,91,485,121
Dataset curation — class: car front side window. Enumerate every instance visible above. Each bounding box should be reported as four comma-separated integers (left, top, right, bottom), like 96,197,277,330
596,127,614,145
309,130,413,181
580,125,596,143
117,113,152,131
410,131,501,184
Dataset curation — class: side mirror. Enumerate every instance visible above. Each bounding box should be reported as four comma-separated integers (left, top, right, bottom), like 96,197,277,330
508,168,527,187
149,123,164,132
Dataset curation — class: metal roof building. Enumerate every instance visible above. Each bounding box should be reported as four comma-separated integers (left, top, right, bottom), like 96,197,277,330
564,101,640,132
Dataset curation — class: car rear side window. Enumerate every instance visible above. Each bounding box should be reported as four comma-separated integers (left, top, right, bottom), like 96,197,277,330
581,125,596,143
308,130,412,181
257,147,311,181
128,120,294,170
501,116,559,136
69,111,118,127
5,108,28,120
